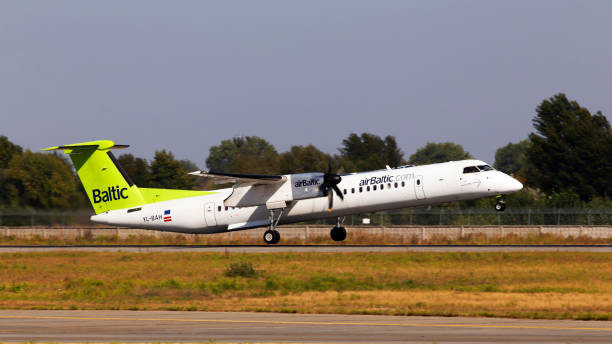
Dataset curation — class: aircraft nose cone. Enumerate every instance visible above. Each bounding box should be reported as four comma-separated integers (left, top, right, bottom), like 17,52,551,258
510,178,523,192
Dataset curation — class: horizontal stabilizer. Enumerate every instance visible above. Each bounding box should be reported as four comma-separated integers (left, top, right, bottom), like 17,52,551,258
42,140,129,152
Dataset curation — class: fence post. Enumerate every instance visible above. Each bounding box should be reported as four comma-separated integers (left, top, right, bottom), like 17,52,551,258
439,209,443,226
587,209,591,226
527,208,531,225
380,213,384,226
467,209,471,226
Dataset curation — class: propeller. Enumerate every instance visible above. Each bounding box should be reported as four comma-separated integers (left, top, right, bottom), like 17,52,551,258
320,159,344,211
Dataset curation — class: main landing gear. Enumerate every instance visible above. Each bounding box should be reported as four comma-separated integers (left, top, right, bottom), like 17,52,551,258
494,195,506,212
263,209,283,245
330,217,347,242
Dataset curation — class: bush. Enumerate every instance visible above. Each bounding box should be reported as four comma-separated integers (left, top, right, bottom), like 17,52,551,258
224,261,258,278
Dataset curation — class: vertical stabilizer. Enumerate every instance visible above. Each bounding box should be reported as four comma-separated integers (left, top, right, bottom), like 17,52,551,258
42,140,145,214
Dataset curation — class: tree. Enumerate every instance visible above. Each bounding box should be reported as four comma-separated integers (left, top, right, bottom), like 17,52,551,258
149,150,196,190
117,154,151,187
339,133,404,171
494,140,530,179
0,135,22,169
279,145,331,174
0,136,24,207
409,142,472,165
3,151,83,209
206,136,279,174
179,159,199,173
526,93,612,201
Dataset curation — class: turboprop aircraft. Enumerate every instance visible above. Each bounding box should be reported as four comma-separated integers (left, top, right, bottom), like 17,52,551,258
43,140,523,244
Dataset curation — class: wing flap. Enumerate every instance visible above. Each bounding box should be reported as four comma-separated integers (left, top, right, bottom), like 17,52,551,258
189,170,287,186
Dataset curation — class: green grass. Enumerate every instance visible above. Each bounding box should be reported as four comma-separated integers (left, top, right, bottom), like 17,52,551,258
0,251,610,320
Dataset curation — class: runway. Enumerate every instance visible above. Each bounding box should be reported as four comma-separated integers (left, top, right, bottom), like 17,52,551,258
0,244,611,253
0,310,610,343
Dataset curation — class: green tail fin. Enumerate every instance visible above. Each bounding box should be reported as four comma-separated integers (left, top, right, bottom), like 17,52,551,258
43,140,145,214
43,140,217,214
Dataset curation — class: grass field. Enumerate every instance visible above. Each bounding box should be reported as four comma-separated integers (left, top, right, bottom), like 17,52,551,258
0,251,610,320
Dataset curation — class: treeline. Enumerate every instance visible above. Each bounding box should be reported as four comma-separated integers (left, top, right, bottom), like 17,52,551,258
1,93,610,210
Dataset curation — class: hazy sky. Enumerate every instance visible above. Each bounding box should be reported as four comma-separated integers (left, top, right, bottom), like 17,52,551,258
2,1,611,169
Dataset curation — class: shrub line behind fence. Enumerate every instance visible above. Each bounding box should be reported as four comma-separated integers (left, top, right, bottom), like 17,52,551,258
0,208,611,227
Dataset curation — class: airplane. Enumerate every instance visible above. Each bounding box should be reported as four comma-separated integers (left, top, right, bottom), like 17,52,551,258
43,140,523,244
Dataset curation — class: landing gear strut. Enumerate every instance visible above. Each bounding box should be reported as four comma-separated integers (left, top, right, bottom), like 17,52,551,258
263,209,283,244
330,217,347,242
494,195,506,212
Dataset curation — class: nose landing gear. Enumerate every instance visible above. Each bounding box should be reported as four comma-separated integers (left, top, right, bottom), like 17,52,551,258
494,195,506,212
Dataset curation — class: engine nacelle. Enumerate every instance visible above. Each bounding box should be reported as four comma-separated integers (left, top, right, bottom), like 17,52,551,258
223,172,325,208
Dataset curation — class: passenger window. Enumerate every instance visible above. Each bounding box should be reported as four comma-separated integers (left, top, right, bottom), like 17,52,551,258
477,165,494,171
401,181,405,187
359,187,363,193
367,186,370,192
343,189,347,195
373,185,377,191
351,188,355,194
394,182,398,188
217,206,221,212
463,166,479,173
225,206,228,211
387,183,391,189
417,179,421,185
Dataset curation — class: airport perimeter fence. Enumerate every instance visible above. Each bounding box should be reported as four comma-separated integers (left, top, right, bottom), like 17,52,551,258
1,208,611,227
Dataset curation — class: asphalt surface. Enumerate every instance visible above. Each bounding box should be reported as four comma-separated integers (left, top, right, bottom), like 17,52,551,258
0,244,611,253
0,310,610,343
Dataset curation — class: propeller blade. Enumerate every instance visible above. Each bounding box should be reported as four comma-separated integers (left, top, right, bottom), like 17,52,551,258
327,192,333,211
332,185,344,201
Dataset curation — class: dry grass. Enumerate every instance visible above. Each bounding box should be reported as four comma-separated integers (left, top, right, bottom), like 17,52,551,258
0,251,610,320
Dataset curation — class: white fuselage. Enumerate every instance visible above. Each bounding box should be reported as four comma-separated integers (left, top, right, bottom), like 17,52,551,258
91,160,523,234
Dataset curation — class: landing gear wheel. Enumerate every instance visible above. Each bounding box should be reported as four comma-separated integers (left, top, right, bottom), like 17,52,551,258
330,226,347,242
494,202,506,212
263,230,280,244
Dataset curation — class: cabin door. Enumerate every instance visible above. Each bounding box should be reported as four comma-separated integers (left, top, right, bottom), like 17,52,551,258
204,202,217,226
414,175,426,200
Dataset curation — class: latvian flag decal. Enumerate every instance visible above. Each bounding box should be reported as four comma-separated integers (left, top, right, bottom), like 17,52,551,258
163,209,172,222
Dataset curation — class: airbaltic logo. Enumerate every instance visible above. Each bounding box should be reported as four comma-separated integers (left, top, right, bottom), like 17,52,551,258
295,178,320,188
359,173,412,186
92,186,128,203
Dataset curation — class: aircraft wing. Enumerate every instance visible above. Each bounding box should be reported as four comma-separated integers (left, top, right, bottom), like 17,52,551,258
189,170,287,186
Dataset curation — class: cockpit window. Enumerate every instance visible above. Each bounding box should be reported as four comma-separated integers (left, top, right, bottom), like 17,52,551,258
477,165,494,171
463,166,479,173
